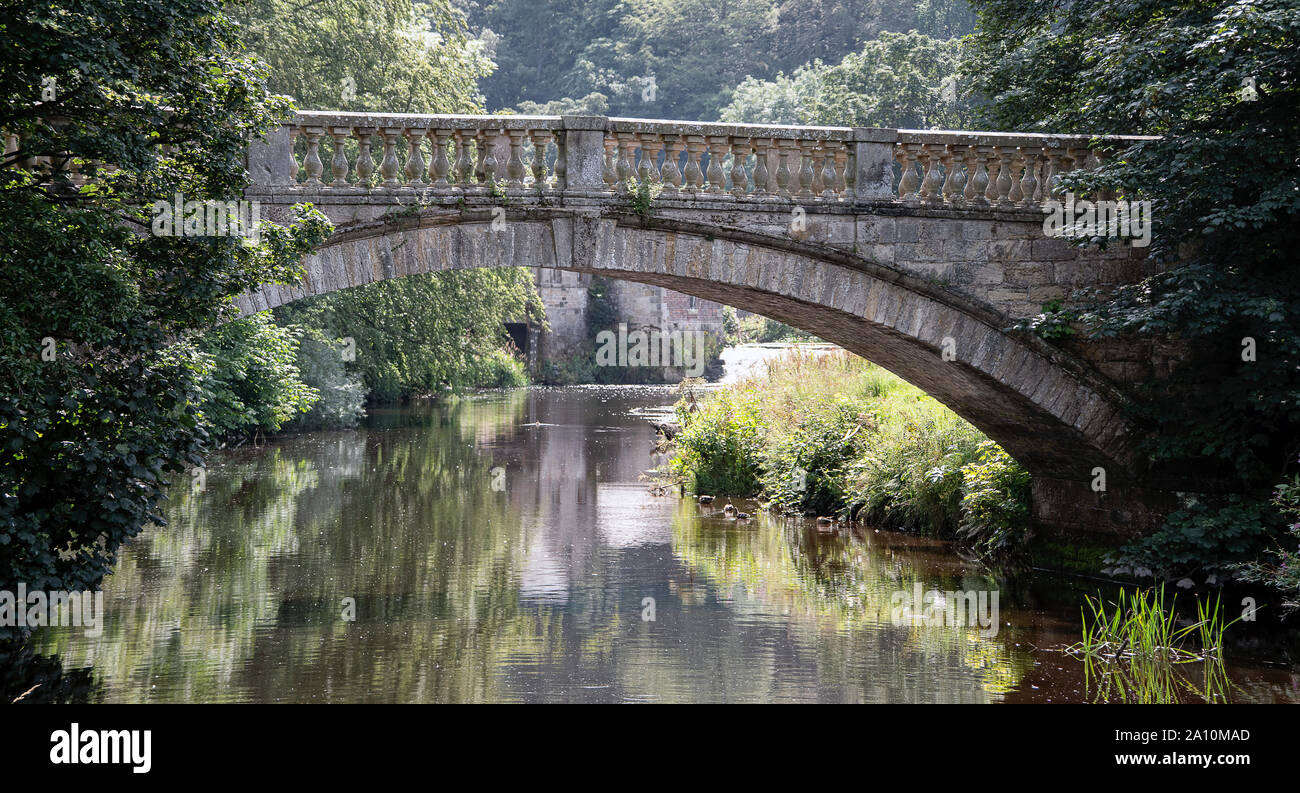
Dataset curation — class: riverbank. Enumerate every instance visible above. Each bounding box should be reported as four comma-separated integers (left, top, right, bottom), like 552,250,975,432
665,349,1032,559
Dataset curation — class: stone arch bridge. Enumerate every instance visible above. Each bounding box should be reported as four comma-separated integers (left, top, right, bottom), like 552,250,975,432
241,111,1176,541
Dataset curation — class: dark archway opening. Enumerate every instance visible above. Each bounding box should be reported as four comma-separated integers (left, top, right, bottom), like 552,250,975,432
504,322,530,359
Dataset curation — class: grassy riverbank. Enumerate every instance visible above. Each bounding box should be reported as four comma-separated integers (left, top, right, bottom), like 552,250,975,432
667,349,1032,558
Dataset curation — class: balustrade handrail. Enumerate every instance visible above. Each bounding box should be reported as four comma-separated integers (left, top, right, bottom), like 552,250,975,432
245,111,1162,209
290,110,564,130
285,110,1158,144
5,110,1161,212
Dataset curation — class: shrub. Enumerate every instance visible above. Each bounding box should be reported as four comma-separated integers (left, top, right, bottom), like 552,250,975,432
847,401,982,534
670,388,763,496
284,329,366,431
1232,470,1300,613
761,395,865,517
468,348,530,389
195,313,319,442
959,441,1032,557
666,349,1031,554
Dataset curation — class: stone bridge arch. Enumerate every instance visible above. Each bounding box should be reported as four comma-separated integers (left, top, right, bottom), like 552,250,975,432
237,206,1150,535
234,111,1184,538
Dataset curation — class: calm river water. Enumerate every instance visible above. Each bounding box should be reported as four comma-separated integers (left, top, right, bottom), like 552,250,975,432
30,368,1300,702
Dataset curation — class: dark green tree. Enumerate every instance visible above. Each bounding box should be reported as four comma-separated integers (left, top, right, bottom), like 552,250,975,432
721,30,975,127
0,0,329,628
966,0,1300,575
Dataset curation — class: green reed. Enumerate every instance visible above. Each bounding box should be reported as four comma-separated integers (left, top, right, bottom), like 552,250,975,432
1065,588,1241,704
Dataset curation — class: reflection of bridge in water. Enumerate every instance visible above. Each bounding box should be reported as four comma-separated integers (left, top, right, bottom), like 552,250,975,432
242,112,1173,537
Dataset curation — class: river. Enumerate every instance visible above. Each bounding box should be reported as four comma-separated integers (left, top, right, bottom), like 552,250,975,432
28,350,1300,703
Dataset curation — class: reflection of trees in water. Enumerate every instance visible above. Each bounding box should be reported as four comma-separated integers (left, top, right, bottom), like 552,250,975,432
34,392,555,702
1,643,95,704
30,388,1040,703
668,501,1033,702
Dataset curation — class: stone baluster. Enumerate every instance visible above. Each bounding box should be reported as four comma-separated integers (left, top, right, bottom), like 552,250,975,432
430,129,453,188
985,146,1007,205
998,146,1018,205
602,135,619,189
553,132,567,190
632,134,649,183
473,130,488,185
403,127,427,187
920,143,944,205
379,127,403,188
775,139,796,198
302,126,325,187
751,138,771,197
940,145,963,205
505,129,527,188
810,144,825,196
895,143,920,203
1018,147,1039,207
638,132,663,184
1007,149,1025,205
730,137,751,197
833,143,848,198
1030,147,1049,202
683,136,706,194
615,131,636,190
844,146,856,196
660,135,683,192
481,128,502,187
1043,147,1067,197
796,140,817,197
329,127,351,187
530,129,553,189
967,146,991,206
354,127,375,185
453,130,473,188
819,144,837,198
705,136,729,194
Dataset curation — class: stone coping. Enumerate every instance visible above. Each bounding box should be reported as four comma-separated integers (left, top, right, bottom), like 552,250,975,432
286,111,1158,148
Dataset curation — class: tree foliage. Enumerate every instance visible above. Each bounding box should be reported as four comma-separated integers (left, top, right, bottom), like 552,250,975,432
0,0,329,620
228,0,541,408
470,0,978,119
967,0,1300,481
720,30,975,127
273,269,540,402
965,0,1300,575
236,0,494,112
195,312,319,441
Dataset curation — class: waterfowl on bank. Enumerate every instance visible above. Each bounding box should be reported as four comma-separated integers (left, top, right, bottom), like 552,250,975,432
698,495,714,504
815,516,835,533
735,512,751,520
723,503,737,515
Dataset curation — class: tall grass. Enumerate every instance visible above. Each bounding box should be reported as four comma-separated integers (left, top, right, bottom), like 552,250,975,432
668,350,1032,554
